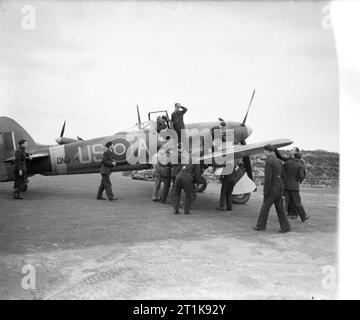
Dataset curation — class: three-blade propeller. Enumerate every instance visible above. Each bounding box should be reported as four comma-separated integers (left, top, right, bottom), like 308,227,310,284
219,90,256,180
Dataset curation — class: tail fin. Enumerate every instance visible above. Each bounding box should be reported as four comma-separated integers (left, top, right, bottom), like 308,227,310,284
0,117,37,181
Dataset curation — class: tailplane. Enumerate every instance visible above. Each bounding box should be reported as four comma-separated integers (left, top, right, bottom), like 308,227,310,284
0,117,37,182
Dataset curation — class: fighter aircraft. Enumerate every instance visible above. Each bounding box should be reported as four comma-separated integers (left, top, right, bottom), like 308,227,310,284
0,91,293,204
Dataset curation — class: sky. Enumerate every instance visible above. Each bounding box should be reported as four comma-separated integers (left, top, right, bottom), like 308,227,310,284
0,0,338,151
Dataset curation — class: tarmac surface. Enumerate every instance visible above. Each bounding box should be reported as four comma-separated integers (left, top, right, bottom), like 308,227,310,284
0,174,338,299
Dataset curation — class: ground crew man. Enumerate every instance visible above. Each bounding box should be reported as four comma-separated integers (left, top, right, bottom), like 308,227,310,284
253,144,291,233
160,150,172,203
151,151,162,201
210,121,227,154
173,152,201,214
210,121,226,141
275,147,310,221
97,141,118,201
13,139,32,200
216,162,244,211
171,103,187,143
170,162,180,201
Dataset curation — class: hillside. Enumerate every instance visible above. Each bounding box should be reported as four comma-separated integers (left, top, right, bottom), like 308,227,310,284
250,149,339,188
131,149,339,188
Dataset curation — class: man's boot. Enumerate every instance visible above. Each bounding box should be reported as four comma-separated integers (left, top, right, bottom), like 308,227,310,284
13,189,22,200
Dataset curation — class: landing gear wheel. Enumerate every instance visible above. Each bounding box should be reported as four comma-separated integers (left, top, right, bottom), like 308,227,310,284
195,175,207,193
232,193,251,204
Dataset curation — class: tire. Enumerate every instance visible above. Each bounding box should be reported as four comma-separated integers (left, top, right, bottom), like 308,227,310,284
232,193,251,204
195,175,207,193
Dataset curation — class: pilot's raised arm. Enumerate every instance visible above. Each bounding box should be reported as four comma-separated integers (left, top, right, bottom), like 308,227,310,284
274,148,291,162
179,105,187,114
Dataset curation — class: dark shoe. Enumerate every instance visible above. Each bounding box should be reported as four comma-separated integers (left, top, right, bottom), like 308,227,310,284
226,207,232,211
252,226,265,231
97,197,106,200
13,191,22,199
216,207,225,211
152,198,159,202
184,211,191,215
109,197,119,201
278,229,291,233
302,215,310,222
174,210,180,214
288,215,298,220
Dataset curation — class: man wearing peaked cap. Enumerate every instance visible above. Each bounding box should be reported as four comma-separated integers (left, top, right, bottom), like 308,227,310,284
13,139,32,199
171,102,188,144
275,147,310,222
253,144,291,233
97,141,119,201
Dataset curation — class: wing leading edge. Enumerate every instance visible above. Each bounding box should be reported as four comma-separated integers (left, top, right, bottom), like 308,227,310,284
198,138,293,163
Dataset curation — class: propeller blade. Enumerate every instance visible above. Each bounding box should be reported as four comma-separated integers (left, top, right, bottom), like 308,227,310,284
240,138,253,180
137,105,142,129
60,120,66,138
242,89,256,125
242,155,253,180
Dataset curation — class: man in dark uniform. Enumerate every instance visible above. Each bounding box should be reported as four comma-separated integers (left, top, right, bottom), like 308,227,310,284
170,163,180,201
97,141,119,201
160,149,172,204
173,151,201,214
13,139,32,199
216,162,244,211
253,144,291,233
275,147,310,221
171,103,187,143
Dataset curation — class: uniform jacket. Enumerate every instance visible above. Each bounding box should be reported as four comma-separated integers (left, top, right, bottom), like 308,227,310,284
221,163,244,185
152,152,170,177
275,150,306,191
14,146,29,173
160,163,172,178
100,149,114,175
171,107,187,132
176,163,201,183
263,153,286,196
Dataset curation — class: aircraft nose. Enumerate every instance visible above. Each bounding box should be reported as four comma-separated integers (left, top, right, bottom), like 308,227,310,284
246,126,252,138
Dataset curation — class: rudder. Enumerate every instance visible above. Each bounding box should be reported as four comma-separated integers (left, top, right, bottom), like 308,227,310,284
0,117,37,181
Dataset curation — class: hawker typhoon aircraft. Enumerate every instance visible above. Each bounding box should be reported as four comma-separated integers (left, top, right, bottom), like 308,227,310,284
0,91,293,204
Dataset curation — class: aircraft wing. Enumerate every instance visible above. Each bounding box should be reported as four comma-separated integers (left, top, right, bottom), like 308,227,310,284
2,153,50,163
198,138,293,163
